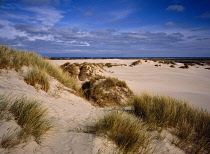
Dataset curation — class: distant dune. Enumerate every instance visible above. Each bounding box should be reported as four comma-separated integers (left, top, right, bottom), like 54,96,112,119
52,59,210,111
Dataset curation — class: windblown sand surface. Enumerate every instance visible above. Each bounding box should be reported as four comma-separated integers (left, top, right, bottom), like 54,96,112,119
53,59,210,111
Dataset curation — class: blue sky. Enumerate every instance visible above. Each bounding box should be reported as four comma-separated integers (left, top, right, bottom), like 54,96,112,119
0,0,210,57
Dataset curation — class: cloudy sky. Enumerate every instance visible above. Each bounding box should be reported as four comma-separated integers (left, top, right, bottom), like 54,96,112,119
0,0,210,57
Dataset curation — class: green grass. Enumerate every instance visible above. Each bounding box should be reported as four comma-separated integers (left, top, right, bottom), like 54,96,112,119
82,76,133,107
0,46,78,91
0,95,53,148
24,67,50,92
130,93,210,153
89,111,151,153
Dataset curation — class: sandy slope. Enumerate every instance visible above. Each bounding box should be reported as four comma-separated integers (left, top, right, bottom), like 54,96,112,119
52,59,210,111
0,69,114,154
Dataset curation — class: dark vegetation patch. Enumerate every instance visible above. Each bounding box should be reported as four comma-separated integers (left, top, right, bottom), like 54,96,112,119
158,60,176,65
130,60,142,67
179,63,189,69
104,63,127,67
149,58,210,66
82,76,133,107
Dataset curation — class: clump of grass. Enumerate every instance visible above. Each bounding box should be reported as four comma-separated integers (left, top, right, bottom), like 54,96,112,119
0,132,20,149
0,95,53,148
170,65,175,68
130,93,210,153
82,76,133,107
8,96,53,144
179,63,189,69
130,60,141,66
24,67,50,92
60,62,79,78
89,111,151,153
0,46,78,92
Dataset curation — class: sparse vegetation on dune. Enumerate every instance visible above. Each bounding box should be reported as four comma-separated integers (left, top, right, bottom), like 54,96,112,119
130,60,142,66
130,93,210,153
61,62,105,81
0,46,78,91
24,67,50,92
104,63,127,67
89,111,151,153
179,63,189,69
82,76,133,107
0,95,53,148
158,60,176,65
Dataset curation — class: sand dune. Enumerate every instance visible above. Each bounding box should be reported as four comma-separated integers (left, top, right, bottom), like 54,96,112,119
0,59,209,153
52,59,210,111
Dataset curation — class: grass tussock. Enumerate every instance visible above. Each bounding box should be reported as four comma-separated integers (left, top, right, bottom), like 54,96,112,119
0,46,78,91
82,76,133,107
0,95,53,148
179,63,189,69
90,111,151,153
24,67,50,92
130,60,142,66
130,93,210,153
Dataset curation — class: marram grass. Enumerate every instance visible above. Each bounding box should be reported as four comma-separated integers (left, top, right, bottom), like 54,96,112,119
130,93,210,153
89,111,151,154
0,45,78,92
24,67,50,92
0,95,53,148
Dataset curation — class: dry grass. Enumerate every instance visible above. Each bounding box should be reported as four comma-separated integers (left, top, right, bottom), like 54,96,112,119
179,63,189,69
130,93,210,153
24,67,50,92
82,76,133,107
0,95,53,148
9,97,53,143
0,46,78,91
0,132,20,149
89,111,151,153
130,60,142,66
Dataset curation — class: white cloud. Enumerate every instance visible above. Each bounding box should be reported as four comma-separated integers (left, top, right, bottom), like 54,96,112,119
165,22,176,26
198,12,210,18
166,5,185,12
23,7,64,26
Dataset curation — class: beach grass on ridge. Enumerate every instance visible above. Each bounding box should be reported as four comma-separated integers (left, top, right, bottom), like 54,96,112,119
0,45,78,92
